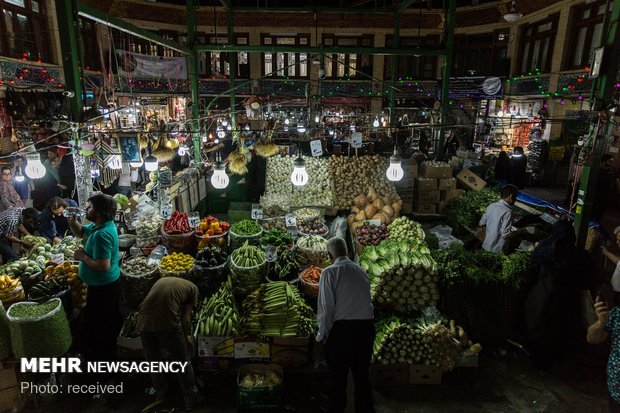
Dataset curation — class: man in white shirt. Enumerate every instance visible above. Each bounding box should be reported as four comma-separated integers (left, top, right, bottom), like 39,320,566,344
317,237,375,413
479,184,528,253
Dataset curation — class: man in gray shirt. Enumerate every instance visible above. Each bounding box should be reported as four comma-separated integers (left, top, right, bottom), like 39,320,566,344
317,237,375,413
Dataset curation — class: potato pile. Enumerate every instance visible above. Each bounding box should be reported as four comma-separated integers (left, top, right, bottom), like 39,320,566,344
328,155,401,209
348,187,402,230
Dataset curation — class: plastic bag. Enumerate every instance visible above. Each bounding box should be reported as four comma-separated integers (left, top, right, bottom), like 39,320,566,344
130,203,164,238
428,225,463,249
330,217,347,240
147,245,167,267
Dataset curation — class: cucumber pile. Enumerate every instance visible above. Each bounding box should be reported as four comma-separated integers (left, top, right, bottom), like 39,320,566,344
195,278,240,337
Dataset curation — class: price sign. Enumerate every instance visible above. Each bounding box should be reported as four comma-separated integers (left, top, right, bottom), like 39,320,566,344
285,213,297,228
50,253,65,265
160,203,172,220
188,212,201,229
363,219,382,226
351,132,363,148
310,140,323,157
264,246,278,262
251,204,263,220
158,170,173,188
287,228,298,238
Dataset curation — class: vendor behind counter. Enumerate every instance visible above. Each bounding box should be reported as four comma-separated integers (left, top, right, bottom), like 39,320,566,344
39,196,78,244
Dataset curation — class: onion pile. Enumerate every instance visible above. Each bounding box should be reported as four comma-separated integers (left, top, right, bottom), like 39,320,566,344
355,223,389,246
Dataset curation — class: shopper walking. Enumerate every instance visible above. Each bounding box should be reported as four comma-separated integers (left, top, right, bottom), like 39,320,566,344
494,151,512,186
137,277,201,412
0,207,38,263
0,166,24,212
479,184,530,253
317,237,376,413
510,146,528,189
68,193,122,362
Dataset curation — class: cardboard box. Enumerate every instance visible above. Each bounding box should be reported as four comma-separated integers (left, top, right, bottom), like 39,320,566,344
415,190,440,204
456,168,487,191
413,203,437,214
420,163,452,179
409,365,442,384
234,338,270,363
438,178,457,191
0,386,18,413
415,178,437,192
441,189,466,202
237,364,283,409
196,336,235,371
370,364,409,386
270,336,310,368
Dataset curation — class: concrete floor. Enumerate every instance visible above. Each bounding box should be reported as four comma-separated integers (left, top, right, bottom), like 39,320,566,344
26,342,610,413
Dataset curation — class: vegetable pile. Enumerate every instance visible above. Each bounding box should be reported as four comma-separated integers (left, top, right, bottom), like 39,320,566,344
240,370,282,388
160,252,194,274
297,218,329,236
195,245,229,267
3,259,42,280
133,208,164,239
7,298,72,358
120,312,139,338
355,222,389,246
264,155,333,207
49,237,82,260
258,217,287,232
0,275,21,308
373,317,481,371
260,229,293,248
232,241,266,268
328,155,401,209
299,266,322,298
230,241,267,295
296,235,328,266
360,239,439,308
230,220,263,250
445,188,500,229
293,208,321,221
195,216,230,237
273,245,301,281
163,211,192,235
349,187,402,227
23,236,47,246
387,216,425,245
195,277,240,336
242,282,316,337
121,256,158,277
28,278,68,303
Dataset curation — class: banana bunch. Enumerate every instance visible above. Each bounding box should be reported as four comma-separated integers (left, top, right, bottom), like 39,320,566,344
196,278,240,337
242,282,316,337
0,275,20,294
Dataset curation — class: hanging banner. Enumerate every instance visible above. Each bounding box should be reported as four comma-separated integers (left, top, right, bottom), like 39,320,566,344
436,76,503,100
116,50,188,80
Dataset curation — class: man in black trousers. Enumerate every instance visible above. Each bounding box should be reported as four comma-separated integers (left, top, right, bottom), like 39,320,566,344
317,237,376,413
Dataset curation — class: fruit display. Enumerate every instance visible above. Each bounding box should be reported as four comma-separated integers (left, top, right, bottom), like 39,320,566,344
159,252,194,275
260,229,293,248
360,239,439,309
195,278,240,336
43,262,87,309
355,222,389,246
264,155,333,207
348,187,402,229
273,246,301,281
387,216,425,245
163,211,192,235
0,275,22,309
241,282,316,337
297,218,329,236
328,155,401,209
195,216,230,237
195,245,229,268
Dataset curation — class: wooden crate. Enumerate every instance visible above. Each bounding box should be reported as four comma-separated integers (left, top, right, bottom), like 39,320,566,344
370,364,409,386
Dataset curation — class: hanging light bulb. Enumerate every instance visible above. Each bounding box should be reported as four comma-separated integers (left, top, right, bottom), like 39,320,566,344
314,115,320,123
291,155,308,186
297,124,306,134
107,155,122,170
284,118,290,125
24,153,46,179
214,138,220,144
217,127,226,139
178,145,187,156
14,166,24,183
328,129,335,136
211,161,229,189
130,159,143,168
244,124,250,131
497,108,504,117
202,135,208,143
221,119,228,127
350,123,356,132
226,124,232,131
144,154,159,172
373,117,380,128
386,149,404,182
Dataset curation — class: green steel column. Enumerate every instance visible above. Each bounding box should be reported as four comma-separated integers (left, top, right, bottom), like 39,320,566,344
389,12,400,132
438,0,456,160
574,0,619,246
56,0,85,122
187,0,201,160
227,7,237,132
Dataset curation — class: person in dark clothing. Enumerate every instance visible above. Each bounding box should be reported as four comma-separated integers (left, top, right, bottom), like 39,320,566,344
39,197,78,244
58,153,76,199
494,151,512,186
525,219,589,369
444,133,460,158
593,154,618,222
510,146,528,189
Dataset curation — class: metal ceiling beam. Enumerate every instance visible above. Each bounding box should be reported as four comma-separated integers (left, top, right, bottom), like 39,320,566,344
398,0,419,13
228,7,396,14
195,44,446,56
76,2,192,55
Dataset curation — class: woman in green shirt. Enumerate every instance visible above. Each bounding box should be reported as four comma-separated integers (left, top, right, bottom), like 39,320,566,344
69,193,122,362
